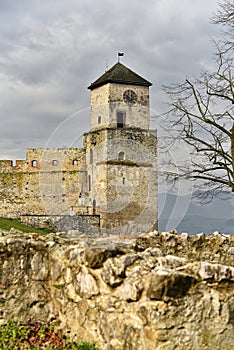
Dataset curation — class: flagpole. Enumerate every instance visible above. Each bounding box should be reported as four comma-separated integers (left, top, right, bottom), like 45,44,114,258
118,52,124,62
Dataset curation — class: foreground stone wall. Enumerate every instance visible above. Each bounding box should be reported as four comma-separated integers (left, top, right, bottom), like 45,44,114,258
0,230,234,349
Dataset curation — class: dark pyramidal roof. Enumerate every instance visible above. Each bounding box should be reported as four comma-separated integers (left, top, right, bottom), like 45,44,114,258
88,62,152,90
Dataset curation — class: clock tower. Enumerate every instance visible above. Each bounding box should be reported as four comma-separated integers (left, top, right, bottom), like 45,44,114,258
88,62,151,131
84,61,157,234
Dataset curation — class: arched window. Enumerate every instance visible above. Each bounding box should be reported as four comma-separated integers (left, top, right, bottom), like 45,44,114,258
32,160,37,167
118,151,125,161
52,160,57,166
90,149,93,164
73,159,78,166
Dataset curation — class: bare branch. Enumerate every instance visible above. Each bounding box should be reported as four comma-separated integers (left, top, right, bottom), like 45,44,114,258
159,1,234,202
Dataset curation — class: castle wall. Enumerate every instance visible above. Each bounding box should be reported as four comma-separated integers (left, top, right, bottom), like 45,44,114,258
0,148,87,218
0,64,157,235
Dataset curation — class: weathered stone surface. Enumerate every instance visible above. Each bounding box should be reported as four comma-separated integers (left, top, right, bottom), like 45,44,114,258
118,271,144,301
84,246,121,269
101,259,124,287
31,252,49,281
198,261,234,281
1,230,234,350
74,266,99,298
146,269,197,300
101,253,139,288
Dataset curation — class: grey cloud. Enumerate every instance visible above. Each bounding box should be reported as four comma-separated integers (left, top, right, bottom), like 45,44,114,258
0,0,220,159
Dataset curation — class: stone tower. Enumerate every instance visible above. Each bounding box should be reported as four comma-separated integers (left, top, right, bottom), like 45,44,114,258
84,62,158,234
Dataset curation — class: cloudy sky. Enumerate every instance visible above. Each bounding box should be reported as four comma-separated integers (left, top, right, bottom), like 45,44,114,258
0,0,221,161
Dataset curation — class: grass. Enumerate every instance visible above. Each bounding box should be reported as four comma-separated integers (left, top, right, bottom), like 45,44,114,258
0,217,51,235
0,321,100,349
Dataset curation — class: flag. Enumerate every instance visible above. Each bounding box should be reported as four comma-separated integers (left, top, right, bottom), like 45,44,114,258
118,52,124,56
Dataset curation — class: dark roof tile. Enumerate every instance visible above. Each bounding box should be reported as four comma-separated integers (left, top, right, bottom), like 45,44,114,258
88,62,152,90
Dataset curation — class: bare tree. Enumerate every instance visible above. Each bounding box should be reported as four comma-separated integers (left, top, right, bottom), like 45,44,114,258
160,0,234,203
213,0,234,33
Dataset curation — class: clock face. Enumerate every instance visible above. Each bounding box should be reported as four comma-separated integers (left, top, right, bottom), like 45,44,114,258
123,89,137,105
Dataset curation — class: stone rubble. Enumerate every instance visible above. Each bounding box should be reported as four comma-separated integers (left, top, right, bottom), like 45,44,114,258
0,229,234,349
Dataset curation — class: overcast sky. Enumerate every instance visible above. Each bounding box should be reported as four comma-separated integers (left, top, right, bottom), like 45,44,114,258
0,0,221,161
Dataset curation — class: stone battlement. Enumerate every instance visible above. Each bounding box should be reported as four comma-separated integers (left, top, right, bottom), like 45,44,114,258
0,148,86,173
0,160,25,171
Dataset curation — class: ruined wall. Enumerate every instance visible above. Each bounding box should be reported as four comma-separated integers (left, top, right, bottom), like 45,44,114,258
1,230,234,350
0,148,87,217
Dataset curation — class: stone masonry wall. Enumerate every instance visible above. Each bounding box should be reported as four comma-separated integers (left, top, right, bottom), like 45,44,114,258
0,230,234,350
90,83,150,131
84,128,157,234
20,214,100,234
0,148,87,218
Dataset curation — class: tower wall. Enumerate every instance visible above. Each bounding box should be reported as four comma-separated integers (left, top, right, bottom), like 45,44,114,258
85,128,157,234
90,83,150,131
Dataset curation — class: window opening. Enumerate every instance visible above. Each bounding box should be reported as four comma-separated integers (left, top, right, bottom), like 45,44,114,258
118,151,125,161
52,160,57,166
88,175,91,191
78,193,85,206
90,149,93,164
98,116,101,124
32,160,37,167
117,112,125,128
73,159,78,166
93,199,96,215
122,177,125,185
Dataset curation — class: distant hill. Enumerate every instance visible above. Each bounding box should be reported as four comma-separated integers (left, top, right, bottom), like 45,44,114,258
158,193,233,235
